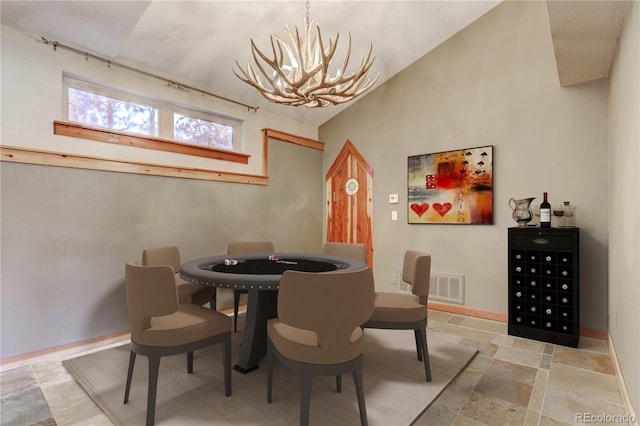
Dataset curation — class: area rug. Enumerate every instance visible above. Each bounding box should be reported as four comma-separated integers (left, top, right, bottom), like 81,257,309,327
63,329,477,425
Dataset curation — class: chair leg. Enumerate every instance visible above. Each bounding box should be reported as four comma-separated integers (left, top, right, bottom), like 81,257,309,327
187,351,194,374
415,328,432,382
266,342,274,403
223,333,232,397
414,329,423,361
233,290,241,333
336,375,342,393
300,374,313,426
146,355,161,426
123,351,136,404
352,367,368,426
209,295,216,310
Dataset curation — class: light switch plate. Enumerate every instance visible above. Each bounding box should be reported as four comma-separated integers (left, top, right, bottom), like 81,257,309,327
392,211,398,221
389,194,399,204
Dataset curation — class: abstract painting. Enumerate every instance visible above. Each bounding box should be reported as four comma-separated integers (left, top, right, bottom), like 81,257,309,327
408,145,493,224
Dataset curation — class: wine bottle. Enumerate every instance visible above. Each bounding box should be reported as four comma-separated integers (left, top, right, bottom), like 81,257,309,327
540,192,551,228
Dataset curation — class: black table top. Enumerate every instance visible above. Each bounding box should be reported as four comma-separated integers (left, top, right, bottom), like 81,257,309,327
207,257,339,275
179,252,367,290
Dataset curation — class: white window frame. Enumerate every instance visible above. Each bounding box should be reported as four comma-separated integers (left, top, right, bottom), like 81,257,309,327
62,74,242,153
172,106,238,151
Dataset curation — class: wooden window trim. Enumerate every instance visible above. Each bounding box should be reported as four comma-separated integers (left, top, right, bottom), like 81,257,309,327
1,126,323,186
53,120,250,164
1,145,267,185
261,128,324,177
261,128,324,150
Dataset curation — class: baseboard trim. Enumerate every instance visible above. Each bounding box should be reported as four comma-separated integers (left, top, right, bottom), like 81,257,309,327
580,326,608,340
428,301,508,322
428,301,607,340
0,330,131,371
608,333,639,425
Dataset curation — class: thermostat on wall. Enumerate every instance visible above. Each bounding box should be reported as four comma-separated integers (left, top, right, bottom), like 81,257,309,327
389,194,399,204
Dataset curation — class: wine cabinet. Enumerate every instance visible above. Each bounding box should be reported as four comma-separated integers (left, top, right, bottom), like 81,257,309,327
508,227,579,347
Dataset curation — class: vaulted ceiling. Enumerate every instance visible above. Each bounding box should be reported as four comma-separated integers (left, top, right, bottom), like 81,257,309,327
547,0,627,87
1,1,628,126
0,0,502,126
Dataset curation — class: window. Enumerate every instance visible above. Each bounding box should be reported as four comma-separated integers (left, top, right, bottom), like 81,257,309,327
68,87,159,136
63,75,240,151
173,112,234,151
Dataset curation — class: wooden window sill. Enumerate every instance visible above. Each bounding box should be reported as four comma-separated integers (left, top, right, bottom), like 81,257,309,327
53,120,250,164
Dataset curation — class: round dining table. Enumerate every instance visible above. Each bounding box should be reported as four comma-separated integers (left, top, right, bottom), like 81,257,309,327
180,252,368,373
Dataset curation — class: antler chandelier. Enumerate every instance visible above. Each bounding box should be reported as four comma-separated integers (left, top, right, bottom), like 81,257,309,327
233,0,379,108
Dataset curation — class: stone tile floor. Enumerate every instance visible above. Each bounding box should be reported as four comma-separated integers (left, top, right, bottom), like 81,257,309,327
0,310,635,425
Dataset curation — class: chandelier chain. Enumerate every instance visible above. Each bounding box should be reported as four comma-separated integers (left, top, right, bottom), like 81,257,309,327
305,0,310,27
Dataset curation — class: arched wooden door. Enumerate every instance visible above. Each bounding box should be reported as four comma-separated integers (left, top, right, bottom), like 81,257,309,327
325,140,374,266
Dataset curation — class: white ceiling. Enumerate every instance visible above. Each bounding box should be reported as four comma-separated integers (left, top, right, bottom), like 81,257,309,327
1,0,501,126
547,0,628,87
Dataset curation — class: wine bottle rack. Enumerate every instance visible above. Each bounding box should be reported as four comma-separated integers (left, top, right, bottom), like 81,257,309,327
508,227,579,347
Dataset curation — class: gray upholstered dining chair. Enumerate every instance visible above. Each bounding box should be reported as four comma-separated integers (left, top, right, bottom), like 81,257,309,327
322,241,367,263
227,240,276,332
142,246,216,309
363,250,433,381
123,261,232,426
266,268,375,426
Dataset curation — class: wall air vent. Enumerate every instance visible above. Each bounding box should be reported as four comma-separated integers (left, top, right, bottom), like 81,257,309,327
428,272,465,304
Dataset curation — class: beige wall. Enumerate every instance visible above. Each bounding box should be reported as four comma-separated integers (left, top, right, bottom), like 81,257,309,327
1,142,323,359
608,0,640,415
320,0,609,331
0,25,324,358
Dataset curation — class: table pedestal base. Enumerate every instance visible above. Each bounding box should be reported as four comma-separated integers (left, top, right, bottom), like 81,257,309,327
233,364,259,374
233,288,278,373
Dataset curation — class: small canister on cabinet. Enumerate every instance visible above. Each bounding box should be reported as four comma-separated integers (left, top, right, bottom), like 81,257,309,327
560,202,576,227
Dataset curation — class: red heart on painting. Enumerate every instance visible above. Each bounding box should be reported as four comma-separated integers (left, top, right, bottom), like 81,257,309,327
433,202,452,217
410,203,430,217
